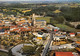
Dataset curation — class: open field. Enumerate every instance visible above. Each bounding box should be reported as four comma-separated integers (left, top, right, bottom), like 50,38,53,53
54,24,76,32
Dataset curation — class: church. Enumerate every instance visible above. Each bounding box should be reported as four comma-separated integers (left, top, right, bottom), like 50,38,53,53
31,13,46,28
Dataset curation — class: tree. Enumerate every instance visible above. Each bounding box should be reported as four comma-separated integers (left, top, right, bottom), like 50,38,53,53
76,24,80,29
50,18,59,24
61,7,80,22
22,46,36,55
24,6,58,16
8,49,14,56
28,34,34,40
51,16,65,24
12,22,17,25
10,43,14,46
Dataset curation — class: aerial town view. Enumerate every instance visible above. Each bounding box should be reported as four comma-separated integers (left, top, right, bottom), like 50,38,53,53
0,0,80,56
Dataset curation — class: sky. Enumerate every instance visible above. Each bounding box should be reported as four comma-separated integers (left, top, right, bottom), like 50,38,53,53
0,0,80,1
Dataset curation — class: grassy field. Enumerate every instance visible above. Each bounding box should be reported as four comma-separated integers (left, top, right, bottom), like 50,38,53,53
0,52,8,56
54,24,76,32
36,17,52,23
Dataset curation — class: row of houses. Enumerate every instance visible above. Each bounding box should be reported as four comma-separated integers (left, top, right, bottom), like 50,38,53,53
0,14,47,40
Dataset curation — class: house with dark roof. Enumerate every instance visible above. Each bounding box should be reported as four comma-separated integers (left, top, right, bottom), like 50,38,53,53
36,20,46,27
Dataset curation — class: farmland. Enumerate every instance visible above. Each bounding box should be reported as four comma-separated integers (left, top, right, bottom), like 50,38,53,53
54,24,76,32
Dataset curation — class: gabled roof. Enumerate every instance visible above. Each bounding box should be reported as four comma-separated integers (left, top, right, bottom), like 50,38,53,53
40,28,44,30
4,32,10,35
69,33,75,35
10,25,18,28
20,27,31,31
54,29,58,32
3,26,10,28
76,41,80,44
55,52,73,56
10,28,20,32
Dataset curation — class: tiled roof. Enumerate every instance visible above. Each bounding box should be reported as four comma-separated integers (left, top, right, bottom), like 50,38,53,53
40,28,44,29
20,27,31,31
76,41,80,44
10,25,18,28
3,26,10,28
4,33,10,35
69,33,75,35
55,52,73,56
54,29,58,32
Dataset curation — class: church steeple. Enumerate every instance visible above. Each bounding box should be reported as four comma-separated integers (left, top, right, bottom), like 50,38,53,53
32,13,36,27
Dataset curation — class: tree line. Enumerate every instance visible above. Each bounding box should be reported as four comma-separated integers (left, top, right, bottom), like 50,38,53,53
25,6,80,22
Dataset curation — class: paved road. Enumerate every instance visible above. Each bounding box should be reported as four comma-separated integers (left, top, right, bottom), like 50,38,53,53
0,49,8,53
11,44,34,56
41,32,53,56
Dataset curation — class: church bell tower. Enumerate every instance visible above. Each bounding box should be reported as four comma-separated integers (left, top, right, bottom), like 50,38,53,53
32,13,36,27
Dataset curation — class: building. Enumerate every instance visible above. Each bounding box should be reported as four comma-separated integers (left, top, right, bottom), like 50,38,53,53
32,13,36,27
75,42,80,52
55,52,73,56
32,14,46,28
77,32,80,36
53,35,67,41
36,20,46,27
69,33,75,37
